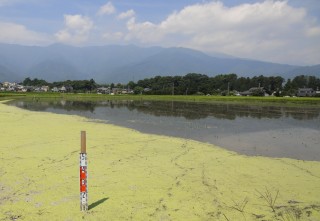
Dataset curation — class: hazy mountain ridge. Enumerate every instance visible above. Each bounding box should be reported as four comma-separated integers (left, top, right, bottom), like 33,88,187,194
288,64,320,78
0,43,319,83
0,64,19,82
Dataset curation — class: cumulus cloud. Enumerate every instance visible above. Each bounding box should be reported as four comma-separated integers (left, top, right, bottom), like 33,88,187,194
97,2,115,16
306,26,320,37
124,0,320,65
55,14,94,44
0,21,52,45
118,9,135,20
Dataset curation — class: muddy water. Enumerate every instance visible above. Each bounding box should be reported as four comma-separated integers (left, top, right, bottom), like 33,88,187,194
8,99,320,161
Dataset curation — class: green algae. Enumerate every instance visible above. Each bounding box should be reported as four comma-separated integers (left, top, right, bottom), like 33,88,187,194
0,101,319,221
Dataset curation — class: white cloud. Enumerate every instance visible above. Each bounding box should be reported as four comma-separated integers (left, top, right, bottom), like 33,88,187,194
0,21,52,45
118,9,135,20
97,2,115,16
124,0,320,65
306,26,320,37
55,14,94,44
125,17,161,42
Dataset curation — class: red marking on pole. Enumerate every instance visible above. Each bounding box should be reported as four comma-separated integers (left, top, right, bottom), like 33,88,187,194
81,181,87,192
80,167,86,179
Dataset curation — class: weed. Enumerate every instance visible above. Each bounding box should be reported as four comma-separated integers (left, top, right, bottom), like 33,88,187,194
256,187,279,213
230,197,249,213
278,206,302,221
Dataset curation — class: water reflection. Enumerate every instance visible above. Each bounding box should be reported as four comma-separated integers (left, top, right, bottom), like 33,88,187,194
8,99,320,161
12,99,320,120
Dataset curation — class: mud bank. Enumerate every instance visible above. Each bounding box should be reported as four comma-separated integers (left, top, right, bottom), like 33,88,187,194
0,101,319,221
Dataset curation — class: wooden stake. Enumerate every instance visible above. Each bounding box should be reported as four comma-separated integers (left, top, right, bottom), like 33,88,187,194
81,131,86,153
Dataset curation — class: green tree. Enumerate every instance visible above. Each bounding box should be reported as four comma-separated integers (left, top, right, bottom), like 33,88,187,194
22,77,32,86
133,86,144,94
127,81,136,90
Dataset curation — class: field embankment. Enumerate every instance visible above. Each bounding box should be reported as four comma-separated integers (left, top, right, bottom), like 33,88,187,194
2,92,320,107
0,101,319,220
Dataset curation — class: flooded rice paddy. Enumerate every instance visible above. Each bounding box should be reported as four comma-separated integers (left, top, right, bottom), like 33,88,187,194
8,99,320,161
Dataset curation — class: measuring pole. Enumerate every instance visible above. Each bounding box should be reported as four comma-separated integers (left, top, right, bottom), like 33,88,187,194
80,131,88,211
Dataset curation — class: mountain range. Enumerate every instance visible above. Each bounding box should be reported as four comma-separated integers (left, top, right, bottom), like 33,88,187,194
0,43,319,83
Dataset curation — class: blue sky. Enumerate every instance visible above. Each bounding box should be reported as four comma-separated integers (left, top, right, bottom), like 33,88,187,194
0,0,319,65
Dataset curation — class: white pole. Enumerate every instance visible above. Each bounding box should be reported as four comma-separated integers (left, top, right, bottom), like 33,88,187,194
80,131,88,211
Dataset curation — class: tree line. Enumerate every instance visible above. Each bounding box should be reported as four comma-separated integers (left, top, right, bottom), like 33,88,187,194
22,77,97,93
132,74,320,96
21,74,320,96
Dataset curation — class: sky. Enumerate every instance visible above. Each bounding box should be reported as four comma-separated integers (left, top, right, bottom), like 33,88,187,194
0,0,320,66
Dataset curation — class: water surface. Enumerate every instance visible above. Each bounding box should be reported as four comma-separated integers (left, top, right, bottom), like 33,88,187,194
8,99,320,161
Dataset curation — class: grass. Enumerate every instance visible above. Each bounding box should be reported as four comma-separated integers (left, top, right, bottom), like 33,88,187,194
0,92,26,98
256,187,279,213
1,92,320,107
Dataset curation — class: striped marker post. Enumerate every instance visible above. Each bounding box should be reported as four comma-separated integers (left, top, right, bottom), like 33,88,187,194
80,131,88,211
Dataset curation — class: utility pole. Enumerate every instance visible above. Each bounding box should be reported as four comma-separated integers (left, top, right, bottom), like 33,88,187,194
227,82,230,96
172,82,174,96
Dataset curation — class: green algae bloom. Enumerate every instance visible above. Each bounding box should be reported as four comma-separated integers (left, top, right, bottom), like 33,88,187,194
0,101,319,220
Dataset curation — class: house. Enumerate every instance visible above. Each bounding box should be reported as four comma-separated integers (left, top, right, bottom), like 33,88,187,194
59,85,73,93
297,88,315,97
144,88,152,92
34,87,41,92
316,88,320,96
97,87,110,94
2,82,11,87
112,88,121,94
66,85,73,92
59,86,67,93
24,86,34,92
121,89,134,94
15,84,26,92
41,86,50,92
127,89,134,94
240,87,266,96
0,82,28,92
51,87,59,92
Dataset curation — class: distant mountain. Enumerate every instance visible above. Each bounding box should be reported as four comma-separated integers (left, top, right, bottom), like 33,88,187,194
0,43,319,83
109,47,300,82
285,64,320,79
27,58,81,82
0,64,20,82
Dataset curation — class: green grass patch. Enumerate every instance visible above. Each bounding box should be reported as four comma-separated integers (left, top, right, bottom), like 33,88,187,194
0,92,26,99
2,92,320,107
